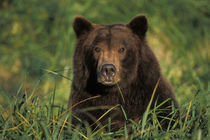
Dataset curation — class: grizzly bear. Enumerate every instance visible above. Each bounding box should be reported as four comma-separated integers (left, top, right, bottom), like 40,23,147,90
68,14,178,130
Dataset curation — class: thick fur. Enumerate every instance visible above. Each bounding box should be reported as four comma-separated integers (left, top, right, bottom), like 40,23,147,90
69,15,178,129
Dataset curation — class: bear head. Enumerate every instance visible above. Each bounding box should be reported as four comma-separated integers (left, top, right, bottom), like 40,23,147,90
72,15,150,93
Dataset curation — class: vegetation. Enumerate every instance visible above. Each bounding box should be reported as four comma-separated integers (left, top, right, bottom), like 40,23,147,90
0,0,209,139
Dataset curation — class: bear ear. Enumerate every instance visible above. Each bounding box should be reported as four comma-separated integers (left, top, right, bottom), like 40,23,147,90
73,16,93,38
127,15,148,39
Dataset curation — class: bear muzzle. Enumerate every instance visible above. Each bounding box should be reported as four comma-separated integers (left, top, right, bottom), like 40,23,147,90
101,64,116,79
98,64,119,86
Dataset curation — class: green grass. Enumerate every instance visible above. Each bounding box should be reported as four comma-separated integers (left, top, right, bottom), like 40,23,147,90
0,81,208,139
0,0,209,139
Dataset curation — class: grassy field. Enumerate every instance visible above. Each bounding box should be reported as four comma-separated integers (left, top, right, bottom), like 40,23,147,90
0,0,209,139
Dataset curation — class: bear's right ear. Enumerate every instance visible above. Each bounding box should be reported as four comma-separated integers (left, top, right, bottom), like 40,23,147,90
73,16,93,38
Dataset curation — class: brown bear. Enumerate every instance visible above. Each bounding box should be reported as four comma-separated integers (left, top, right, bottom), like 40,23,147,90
68,14,178,130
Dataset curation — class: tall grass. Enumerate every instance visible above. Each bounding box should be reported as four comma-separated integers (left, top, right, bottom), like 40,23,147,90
0,0,209,101
0,79,208,139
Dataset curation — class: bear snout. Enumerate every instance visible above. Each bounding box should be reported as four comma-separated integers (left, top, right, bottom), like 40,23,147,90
101,64,116,81
97,63,120,86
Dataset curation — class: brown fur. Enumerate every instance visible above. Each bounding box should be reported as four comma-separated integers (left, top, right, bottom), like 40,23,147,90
69,15,178,130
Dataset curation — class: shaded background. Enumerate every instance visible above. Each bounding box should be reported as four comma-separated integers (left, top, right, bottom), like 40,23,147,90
0,0,209,106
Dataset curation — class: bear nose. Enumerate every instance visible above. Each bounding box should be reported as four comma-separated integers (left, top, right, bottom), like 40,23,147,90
101,64,116,79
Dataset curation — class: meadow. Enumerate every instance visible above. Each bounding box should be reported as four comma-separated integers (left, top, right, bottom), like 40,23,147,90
0,0,209,139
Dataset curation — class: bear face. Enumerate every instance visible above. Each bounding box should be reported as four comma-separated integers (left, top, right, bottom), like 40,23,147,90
83,25,140,86
72,15,148,90
70,15,178,129
92,28,138,86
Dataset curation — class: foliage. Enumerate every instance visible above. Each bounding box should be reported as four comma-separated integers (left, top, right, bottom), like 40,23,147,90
0,84,209,139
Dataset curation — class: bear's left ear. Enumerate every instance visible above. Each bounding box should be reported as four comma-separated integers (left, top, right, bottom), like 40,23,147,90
127,15,148,39
73,16,93,38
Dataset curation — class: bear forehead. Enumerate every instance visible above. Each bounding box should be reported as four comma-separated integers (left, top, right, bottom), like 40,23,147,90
94,24,133,37
86,24,136,46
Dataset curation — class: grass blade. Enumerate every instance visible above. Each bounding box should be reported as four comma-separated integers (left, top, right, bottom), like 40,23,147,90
141,78,160,137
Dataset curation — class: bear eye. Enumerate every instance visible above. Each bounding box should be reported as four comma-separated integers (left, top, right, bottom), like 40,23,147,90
94,47,101,53
118,47,125,53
